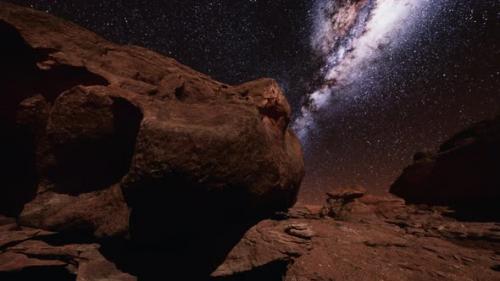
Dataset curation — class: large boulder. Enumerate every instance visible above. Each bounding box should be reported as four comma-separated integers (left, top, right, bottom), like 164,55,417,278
0,1,304,244
390,116,500,220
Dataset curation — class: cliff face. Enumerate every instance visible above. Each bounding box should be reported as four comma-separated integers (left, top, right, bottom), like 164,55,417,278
0,2,304,280
390,115,500,220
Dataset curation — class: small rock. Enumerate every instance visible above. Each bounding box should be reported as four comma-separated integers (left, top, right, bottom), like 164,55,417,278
326,186,367,201
285,223,315,239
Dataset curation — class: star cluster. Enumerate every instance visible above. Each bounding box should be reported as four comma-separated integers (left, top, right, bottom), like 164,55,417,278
7,0,500,203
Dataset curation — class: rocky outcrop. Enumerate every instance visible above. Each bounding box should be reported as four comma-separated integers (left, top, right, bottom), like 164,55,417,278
211,220,313,279
390,116,500,220
0,2,303,280
2,191,498,281
211,190,500,281
0,1,303,239
321,186,368,220
0,216,135,281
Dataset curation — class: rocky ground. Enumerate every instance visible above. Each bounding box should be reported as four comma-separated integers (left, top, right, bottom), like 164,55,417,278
1,188,499,281
0,2,499,281
215,188,500,281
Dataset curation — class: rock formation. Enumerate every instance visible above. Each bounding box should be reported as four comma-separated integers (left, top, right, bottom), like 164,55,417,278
0,2,499,281
209,117,500,279
211,189,500,281
0,2,303,280
4,187,498,281
390,115,500,220
0,1,303,231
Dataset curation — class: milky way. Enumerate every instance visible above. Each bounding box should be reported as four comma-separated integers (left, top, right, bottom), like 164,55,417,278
294,0,434,140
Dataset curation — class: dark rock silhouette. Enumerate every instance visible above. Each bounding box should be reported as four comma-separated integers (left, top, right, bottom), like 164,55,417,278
390,115,500,220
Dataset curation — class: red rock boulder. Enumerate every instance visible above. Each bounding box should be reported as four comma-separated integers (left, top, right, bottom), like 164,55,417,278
0,2,305,242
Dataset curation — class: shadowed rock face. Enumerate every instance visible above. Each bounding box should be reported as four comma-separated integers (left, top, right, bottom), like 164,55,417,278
390,116,500,220
0,2,304,280
0,18,111,217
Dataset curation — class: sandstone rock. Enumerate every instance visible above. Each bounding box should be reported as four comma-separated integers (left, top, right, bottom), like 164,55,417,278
326,186,367,201
211,219,312,278
284,217,499,281
212,192,500,281
19,185,129,238
390,116,500,220
0,2,304,244
285,223,315,239
286,204,324,220
0,226,136,281
322,186,368,220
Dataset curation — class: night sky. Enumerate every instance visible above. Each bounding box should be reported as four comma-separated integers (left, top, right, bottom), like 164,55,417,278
7,0,500,203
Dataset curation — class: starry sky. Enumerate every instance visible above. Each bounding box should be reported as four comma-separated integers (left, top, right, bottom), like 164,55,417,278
7,0,500,203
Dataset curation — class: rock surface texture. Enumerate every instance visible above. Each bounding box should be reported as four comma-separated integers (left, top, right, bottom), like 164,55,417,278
1,2,499,281
390,115,500,220
2,190,499,281
212,190,500,281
